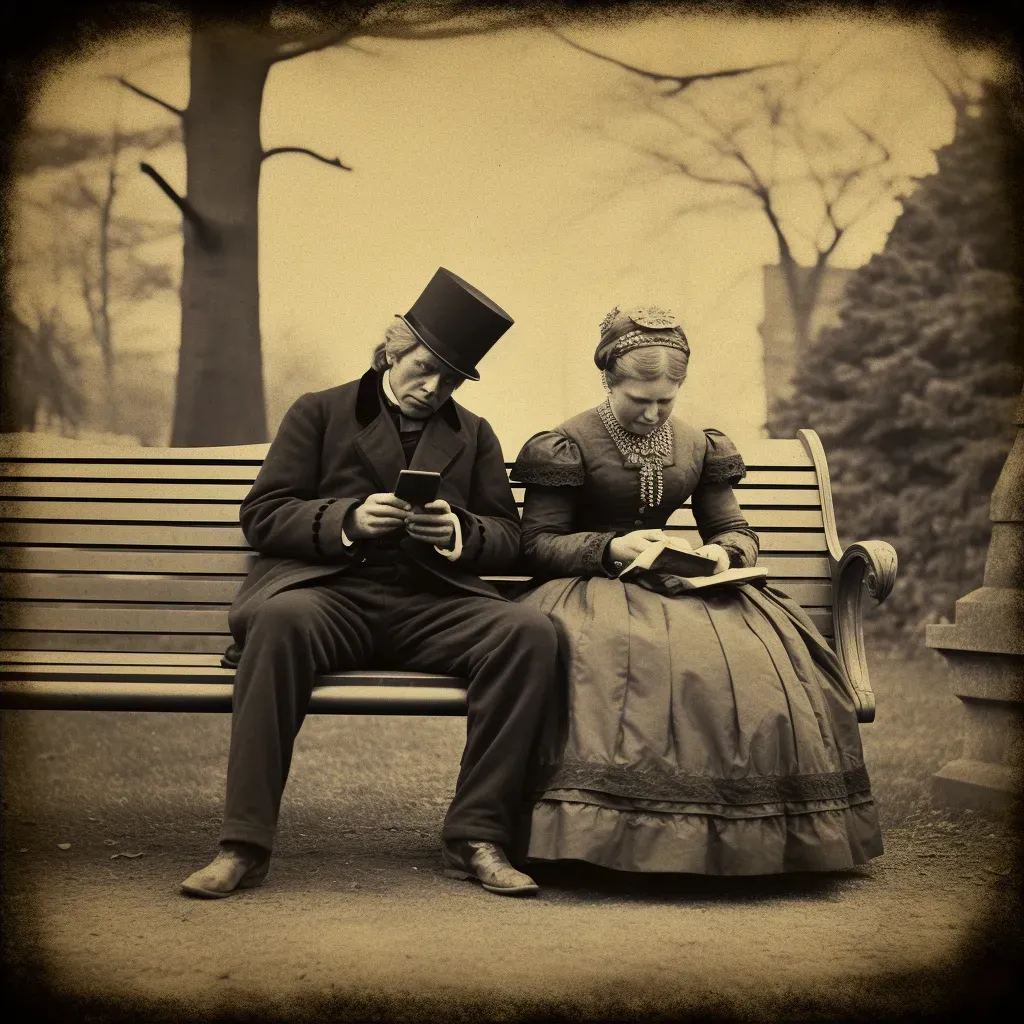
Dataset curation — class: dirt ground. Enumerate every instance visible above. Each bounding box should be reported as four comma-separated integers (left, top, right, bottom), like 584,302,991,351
2,663,1022,1023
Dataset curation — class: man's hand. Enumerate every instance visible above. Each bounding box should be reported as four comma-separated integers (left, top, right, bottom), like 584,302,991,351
405,499,456,549
607,529,666,566
343,493,412,540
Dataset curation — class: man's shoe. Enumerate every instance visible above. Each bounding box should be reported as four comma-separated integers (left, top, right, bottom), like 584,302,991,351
180,842,270,899
441,840,539,896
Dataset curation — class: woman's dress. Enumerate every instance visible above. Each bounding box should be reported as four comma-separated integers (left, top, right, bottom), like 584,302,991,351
514,408,883,875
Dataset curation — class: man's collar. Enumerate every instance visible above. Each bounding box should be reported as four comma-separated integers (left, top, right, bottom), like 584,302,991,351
381,369,401,410
355,368,461,431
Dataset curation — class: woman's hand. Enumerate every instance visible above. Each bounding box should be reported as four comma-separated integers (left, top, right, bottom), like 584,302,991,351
693,543,730,574
343,493,412,540
405,499,456,549
607,529,666,566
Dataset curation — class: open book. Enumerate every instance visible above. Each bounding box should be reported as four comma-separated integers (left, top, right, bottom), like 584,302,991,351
618,536,768,591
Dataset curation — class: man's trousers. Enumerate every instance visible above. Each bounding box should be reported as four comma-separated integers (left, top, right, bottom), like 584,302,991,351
220,563,559,853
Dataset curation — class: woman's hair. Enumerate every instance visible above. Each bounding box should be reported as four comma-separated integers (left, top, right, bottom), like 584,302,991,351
371,318,421,371
604,345,689,389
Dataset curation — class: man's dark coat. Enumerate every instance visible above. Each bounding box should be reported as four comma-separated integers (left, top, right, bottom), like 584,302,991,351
227,369,521,646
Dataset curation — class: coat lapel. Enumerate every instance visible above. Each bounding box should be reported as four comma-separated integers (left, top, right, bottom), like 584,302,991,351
351,368,466,487
409,413,466,476
352,371,406,491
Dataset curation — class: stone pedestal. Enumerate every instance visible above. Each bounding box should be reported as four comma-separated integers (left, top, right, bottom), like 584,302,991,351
926,392,1024,812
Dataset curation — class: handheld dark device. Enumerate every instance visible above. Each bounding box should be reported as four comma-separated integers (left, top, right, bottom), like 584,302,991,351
394,469,442,506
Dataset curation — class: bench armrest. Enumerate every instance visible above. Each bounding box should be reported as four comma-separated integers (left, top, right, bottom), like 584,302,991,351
797,429,898,724
832,540,898,723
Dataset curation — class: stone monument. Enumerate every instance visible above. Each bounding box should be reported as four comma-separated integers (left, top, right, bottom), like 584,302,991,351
926,385,1023,812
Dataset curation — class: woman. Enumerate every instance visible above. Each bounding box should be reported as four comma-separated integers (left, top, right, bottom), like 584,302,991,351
514,305,883,876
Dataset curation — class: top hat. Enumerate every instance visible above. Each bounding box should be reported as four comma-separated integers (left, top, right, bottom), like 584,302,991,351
397,268,514,382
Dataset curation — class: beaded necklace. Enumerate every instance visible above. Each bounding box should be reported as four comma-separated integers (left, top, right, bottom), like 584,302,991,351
598,399,673,508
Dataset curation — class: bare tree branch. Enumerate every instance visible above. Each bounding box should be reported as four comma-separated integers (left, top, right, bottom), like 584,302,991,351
359,18,517,41
262,146,352,171
138,162,216,250
113,77,183,118
637,145,755,193
270,25,358,63
549,28,787,96
343,39,383,58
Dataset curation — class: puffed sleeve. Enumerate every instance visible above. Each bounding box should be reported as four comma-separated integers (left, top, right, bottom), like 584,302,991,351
512,431,585,487
514,431,616,578
691,428,759,568
698,428,747,486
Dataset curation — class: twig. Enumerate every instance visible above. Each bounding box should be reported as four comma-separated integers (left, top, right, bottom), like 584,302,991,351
262,146,352,171
138,163,217,249
549,28,787,96
113,77,183,118
270,24,359,62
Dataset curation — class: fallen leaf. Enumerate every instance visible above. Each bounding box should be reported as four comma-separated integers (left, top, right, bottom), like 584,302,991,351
110,852,145,860
57,843,71,851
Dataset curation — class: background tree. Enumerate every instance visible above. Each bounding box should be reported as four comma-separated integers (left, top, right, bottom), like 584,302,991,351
554,30,910,372
0,306,83,433
10,125,179,439
46,127,178,433
118,3,585,447
770,79,1024,639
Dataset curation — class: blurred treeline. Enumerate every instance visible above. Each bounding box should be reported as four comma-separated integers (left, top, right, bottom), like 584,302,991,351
3,125,182,443
770,81,1024,640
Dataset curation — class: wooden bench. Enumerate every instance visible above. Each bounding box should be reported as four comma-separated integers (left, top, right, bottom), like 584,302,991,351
0,430,896,723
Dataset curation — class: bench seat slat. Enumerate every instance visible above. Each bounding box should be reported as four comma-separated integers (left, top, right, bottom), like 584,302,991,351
0,572,832,607
0,606,835,647
0,679,469,714
0,664,460,685
0,548,832,577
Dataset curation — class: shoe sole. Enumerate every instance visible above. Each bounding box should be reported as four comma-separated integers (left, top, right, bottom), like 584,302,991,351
442,866,539,896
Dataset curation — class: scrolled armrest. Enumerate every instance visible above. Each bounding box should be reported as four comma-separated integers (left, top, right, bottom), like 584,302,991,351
831,540,899,724
838,541,898,604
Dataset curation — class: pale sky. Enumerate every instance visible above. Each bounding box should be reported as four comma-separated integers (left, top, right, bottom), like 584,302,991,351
14,9,996,452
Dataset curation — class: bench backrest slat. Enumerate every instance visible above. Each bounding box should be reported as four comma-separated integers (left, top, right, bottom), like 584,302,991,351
0,436,836,660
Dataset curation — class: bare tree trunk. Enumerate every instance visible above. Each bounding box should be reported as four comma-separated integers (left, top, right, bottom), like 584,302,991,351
98,132,118,433
172,17,272,446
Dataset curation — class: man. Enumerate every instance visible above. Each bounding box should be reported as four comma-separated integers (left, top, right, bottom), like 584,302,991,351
181,268,557,899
